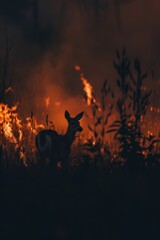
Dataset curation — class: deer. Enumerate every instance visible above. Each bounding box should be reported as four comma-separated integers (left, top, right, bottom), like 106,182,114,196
35,110,84,169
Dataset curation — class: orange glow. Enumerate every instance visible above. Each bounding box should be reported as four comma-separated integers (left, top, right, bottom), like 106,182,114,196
0,102,45,166
75,65,96,106
149,105,160,113
150,106,153,111
26,117,44,134
74,65,81,71
81,73,94,106
55,101,61,107
0,103,22,145
148,131,153,137
142,150,147,158
44,96,50,109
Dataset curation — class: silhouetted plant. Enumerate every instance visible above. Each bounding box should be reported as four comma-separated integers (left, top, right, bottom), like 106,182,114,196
84,79,114,163
45,114,55,129
107,49,131,161
83,137,111,167
107,49,157,167
128,58,152,162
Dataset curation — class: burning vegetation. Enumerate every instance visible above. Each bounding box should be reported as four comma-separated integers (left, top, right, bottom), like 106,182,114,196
1,50,160,240
0,50,160,170
74,50,160,169
0,103,44,168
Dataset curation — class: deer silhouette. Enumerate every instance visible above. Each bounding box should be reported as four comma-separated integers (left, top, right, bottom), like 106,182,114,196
35,110,84,168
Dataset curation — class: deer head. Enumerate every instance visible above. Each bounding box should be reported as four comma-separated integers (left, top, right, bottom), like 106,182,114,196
65,110,84,133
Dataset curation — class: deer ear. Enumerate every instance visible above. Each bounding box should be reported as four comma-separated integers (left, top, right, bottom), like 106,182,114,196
65,110,70,121
75,111,84,120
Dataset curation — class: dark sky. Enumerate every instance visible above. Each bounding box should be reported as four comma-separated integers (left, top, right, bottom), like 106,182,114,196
0,0,160,127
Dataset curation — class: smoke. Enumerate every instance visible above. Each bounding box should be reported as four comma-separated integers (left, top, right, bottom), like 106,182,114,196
0,0,160,129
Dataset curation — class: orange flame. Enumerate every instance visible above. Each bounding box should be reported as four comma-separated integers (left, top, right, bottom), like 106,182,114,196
26,117,44,134
81,74,94,106
44,96,50,109
0,103,22,145
0,102,46,166
75,65,96,106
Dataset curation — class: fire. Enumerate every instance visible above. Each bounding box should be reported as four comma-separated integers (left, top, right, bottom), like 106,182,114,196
0,102,45,167
0,103,22,145
75,65,96,106
149,105,160,113
26,116,44,134
0,64,159,167
44,96,50,109
148,131,153,137
81,74,94,106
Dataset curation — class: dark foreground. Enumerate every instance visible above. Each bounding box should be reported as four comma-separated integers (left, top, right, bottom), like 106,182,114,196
1,164,160,240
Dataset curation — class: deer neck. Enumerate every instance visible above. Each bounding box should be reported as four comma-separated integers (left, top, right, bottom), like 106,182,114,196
65,127,76,145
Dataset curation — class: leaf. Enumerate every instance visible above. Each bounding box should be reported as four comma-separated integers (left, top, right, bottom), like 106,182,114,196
106,129,118,134
111,91,115,99
88,125,93,132
144,90,152,99
141,73,148,80
101,129,105,137
95,117,102,126
114,132,121,139
101,96,105,111
151,139,160,145
109,123,121,128
106,112,112,118
134,58,141,73
94,131,98,138
104,118,108,125
109,104,113,110
112,120,121,124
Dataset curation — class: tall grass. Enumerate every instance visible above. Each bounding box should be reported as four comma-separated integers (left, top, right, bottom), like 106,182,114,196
0,50,160,170
83,49,160,169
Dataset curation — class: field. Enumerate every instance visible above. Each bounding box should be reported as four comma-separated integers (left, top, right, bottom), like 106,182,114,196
0,50,160,239
1,1,160,239
1,159,160,240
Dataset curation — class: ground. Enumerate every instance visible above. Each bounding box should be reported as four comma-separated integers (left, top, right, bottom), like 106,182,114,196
1,165,160,240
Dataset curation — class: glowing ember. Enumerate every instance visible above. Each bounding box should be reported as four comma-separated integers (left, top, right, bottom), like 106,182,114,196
74,65,81,71
148,131,153,137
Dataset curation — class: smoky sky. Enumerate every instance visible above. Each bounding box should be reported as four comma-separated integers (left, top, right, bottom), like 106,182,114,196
0,0,160,124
